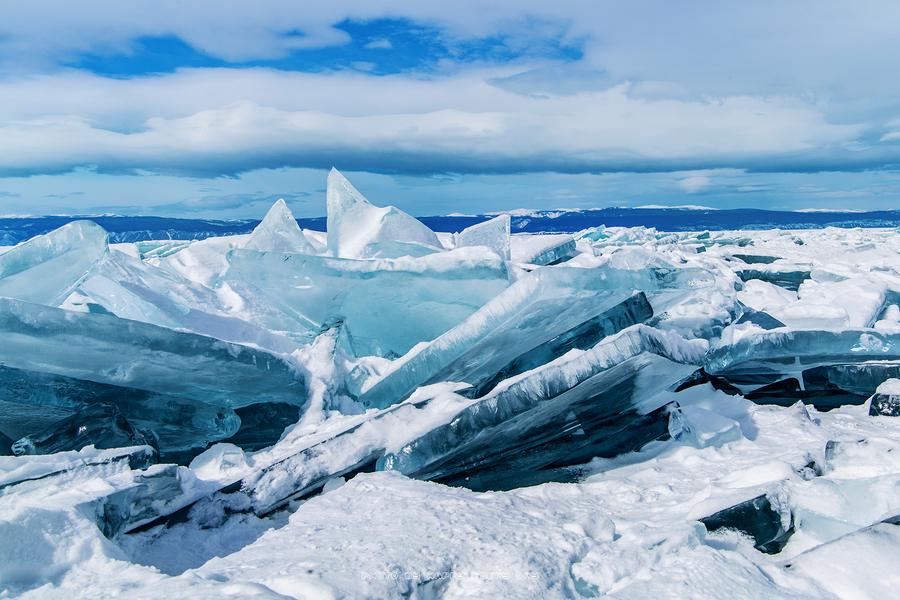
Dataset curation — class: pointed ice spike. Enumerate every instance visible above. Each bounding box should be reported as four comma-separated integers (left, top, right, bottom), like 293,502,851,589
326,168,440,258
0,220,108,305
244,199,316,254
454,214,511,260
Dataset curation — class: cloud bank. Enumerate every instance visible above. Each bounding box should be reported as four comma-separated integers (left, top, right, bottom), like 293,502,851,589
1,1,899,214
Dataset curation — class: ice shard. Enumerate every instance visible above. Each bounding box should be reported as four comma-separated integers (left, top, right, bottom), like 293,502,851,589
244,198,316,254
511,233,578,266
0,364,242,461
359,265,713,408
0,219,297,353
224,247,509,358
130,398,444,523
378,326,705,490
0,298,305,408
469,291,654,397
454,214,511,260
700,494,794,554
706,329,900,409
737,268,810,291
66,247,298,353
0,220,108,305
11,403,155,456
732,254,780,265
93,464,210,537
869,379,900,416
733,304,786,330
0,445,157,492
135,240,191,261
326,168,441,259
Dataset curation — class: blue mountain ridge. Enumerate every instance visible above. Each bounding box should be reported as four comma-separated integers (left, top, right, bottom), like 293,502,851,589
1,208,899,245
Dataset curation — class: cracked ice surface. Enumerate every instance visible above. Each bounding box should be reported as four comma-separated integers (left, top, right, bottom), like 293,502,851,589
2,173,900,599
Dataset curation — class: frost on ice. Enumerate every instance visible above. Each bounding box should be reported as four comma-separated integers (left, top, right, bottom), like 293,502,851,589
2,173,900,598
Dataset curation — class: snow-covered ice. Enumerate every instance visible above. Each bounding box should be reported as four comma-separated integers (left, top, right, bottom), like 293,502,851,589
2,173,900,599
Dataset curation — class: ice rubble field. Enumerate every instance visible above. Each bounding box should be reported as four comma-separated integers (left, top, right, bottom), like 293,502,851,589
2,170,900,599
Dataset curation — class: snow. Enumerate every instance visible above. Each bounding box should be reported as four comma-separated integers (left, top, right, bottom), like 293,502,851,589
2,175,900,599
5,397,899,599
876,378,900,395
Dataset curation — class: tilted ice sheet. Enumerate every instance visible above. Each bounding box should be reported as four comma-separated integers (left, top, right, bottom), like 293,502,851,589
707,329,899,376
510,232,577,265
453,214,511,260
65,247,298,353
0,220,108,305
380,326,705,488
360,264,715,409
0,298,305,408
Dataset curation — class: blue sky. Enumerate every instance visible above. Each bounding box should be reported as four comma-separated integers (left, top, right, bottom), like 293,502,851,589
1,1,900,218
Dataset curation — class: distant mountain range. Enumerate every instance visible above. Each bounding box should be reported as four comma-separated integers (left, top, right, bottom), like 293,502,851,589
2,207,899,245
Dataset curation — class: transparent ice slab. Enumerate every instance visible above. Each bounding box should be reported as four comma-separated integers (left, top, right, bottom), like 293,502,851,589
224,246,509,358
737,268,810,291
0,220,108,305
378,326,703,490
700,493,793,554
68,247,298,353
468,291,654,397
0,445,157,491
707,330,899,376
92,464,209,537
511,234,577,266
706,329,900,409
359,265,713,408
0,365,242,460
11,402,155,456
0,298,306,408
454,214,511,260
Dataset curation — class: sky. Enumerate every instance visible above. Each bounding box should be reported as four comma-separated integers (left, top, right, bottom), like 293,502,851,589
1,0,900,218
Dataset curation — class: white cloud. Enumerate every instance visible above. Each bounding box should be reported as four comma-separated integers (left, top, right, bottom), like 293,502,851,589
364,38,393,49
0,68,863,177
1,0,899,203
676,175,712,193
